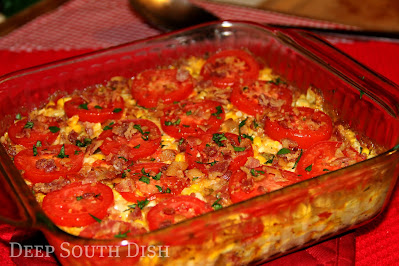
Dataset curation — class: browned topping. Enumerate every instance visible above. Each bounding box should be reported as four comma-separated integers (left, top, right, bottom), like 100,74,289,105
35,158,57,172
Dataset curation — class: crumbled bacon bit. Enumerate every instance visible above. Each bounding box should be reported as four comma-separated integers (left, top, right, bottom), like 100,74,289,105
35,158,57,172
33,177,70,194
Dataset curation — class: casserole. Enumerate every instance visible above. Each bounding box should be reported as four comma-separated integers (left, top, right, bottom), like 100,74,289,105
1,21,399,265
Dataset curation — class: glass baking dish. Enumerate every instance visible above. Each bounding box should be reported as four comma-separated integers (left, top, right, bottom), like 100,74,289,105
1,21,399,265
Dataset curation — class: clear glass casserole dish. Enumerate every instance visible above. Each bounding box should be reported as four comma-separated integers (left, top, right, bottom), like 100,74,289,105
1,21,399,265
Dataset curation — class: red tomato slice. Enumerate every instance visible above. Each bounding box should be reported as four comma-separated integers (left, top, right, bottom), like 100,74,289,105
146,195,212,231
200,50,260,88
99,119,161,160
8,118,60,148
64,95,124,123
42,182,114,227
161,100,225,139
264,107,333,148
230,80,292,116
118,163,188,202
13,144,84,184
297,141,366,179
79,220,147,239
131,69,194,108
185,132,253,174
228,166,302,203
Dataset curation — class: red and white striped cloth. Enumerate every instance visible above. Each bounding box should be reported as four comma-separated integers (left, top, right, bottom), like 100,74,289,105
0,0,357,51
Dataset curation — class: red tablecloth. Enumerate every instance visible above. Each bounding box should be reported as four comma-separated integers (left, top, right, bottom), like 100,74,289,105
1,0,399,265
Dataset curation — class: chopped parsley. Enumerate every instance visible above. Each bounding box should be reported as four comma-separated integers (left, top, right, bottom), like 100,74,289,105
360,90,365,99
164,119,181,126
212,133,227,147
114,230,130,238
78,103,88,110
139,176,150,184
292,149,303,169
233,145,245,152
33,145,38,156
133,124,150,141
49,126,60,133
103,122,114,130
186,110,192,115
277,148,291,155
238,117,248,143
76,196,83,201
75,138,92,147
250,168,265,177
305,164,313,172
74,150,82,155
152,172,162,181
212,198,223,210
323,169,330,172
15,113,22,120
57,144,69,159
126,199,149,211
88,213,102,223
118,156,128,162
265,154,275,164
113,108,122,113
155,185,171,193
35,140,42,147
211,105,223,119
94,105,103,109
196,160,218,166
24,121,34,129
133,144,140,149
269,77,285,85
253,119,259,129
241,134,253,142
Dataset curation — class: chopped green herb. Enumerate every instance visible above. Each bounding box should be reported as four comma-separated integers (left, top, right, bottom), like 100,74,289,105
126,199,150,211
360,90,365,99
133,124,149,141
242,86,248,91
233,145,245,152
153,172,162,181
114,230,130,238
79,103,88,110
182,124,190,128
155,185,163,192
113,108,122,113
211,105,223,119
76,196,83,201
242,134,254,142
89,213,102,223
265,155,275,164
250,168,265,177
49,126,60,133
277,148,291,155
178,138,185,146
15,113,22,120
94,105,103,109
35,140,42,147
57,144,69,159
186,110,192,115
75,138,92,147
118,156,128,162
253,119,259,129
305,164,313,172
24,121,34,129
292,149,303,169
33,145,38,156
212,198,223,210
74,150,82,155
103,122,115,130
139,176,150,184
133,144,140,149
212,133,227,147
269,77,285,85
323,169,330,171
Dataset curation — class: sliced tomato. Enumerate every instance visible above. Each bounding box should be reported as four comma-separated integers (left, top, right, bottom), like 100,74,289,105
8,118,60,148
297,141,366,179
42,182,114,227
264,107,333,149
98,119,161,160
13,144,84,184
228,166,302,203
79,220,147,239
230,80,292,116
131,68,194,108
146,195,212,231
161,100,225,139
200,50,260,88
118,163,188,202
64,94,124,123
185,132,253,174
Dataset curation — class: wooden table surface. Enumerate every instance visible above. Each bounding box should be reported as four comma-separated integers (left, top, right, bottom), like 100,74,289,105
215,0,399,32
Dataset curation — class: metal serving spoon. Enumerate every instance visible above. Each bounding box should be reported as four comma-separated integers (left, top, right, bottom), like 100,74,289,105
129,0,399,40
129,0,218,32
